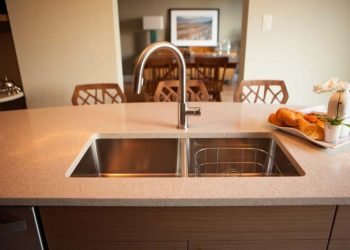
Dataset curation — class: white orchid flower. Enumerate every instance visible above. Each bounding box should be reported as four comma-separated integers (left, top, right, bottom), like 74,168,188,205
313,84,323,94
313,77,348,94
323,77,338,91
336,81,350,91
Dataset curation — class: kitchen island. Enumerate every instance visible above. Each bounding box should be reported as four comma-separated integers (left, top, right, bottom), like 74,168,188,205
1,102,350,249
1,102,349,206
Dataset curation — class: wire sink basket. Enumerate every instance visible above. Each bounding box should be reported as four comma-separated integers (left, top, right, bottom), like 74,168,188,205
194,147,282,177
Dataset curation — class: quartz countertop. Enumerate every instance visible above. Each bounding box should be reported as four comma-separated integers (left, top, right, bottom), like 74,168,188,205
0,102,349,206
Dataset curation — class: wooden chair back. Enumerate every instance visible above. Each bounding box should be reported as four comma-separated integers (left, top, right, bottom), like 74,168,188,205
154,80,210,102
71,83,126,105
233,80,289,104
143,55,179,100
191,56,228,101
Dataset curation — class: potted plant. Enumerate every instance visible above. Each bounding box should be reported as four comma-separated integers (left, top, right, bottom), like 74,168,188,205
318,115,350,143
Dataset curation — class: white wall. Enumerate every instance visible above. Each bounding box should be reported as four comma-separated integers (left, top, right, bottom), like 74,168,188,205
6,0,123,108
243,0,350,105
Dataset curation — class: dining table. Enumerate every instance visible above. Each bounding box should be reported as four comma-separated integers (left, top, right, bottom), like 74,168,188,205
186,51,239,69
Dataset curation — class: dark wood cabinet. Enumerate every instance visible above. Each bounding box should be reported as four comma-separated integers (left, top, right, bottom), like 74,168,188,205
0,206,44,250
188,240,328,250
47,241,187,250
328,240,350,250
329,206,350,250
40,206,335,249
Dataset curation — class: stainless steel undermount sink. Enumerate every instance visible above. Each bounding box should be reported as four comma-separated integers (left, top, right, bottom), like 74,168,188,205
67,134,304,178
68,137,181,177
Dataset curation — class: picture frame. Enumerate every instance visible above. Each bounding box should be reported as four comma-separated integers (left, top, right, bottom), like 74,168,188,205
170,9,219,47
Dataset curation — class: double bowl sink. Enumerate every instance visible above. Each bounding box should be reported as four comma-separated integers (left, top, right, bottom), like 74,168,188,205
66,134,304,178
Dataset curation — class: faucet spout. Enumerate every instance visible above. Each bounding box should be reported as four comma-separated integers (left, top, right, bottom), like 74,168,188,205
132,42,201,130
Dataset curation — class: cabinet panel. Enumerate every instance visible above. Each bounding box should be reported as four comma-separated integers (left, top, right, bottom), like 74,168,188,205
0,206,44,250
189,240,328,250
49,241,187,250
40,206,335,243
328,240,350,250
331,206,350,239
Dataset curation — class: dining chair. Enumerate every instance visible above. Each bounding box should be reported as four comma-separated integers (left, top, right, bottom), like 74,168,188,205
142,54,179,101
190,56,229,102
154,80,210,102
71,83,126,105
233,80,289,104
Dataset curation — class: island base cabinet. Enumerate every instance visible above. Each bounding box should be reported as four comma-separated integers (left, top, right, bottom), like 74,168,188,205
328,240,350,250
47,241,187,250
39,206,335,249
0,206,44,250
329,206,350,250
188,240,328,250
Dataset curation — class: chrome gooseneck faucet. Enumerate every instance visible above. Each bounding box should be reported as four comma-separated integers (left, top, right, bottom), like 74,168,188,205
132,42,201,130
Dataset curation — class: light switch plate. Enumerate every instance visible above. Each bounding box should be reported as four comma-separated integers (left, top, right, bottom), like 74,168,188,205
262,15,273,31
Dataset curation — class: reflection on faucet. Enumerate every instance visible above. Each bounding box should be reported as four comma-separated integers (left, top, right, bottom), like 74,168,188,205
132,42,201,130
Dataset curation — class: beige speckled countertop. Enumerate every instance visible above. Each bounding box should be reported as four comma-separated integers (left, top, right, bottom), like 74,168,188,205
0,102,350,206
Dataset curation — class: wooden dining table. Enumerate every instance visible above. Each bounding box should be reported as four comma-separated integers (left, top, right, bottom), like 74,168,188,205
186,51,239,69
143,51,239,69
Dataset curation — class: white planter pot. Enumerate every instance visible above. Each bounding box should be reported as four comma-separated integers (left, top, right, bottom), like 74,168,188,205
324,123,342,143
327,86,350,138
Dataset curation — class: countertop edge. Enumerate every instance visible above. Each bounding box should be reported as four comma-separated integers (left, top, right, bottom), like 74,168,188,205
1,197,349,207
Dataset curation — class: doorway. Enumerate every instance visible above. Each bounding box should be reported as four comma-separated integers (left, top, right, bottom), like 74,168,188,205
117,0,245,102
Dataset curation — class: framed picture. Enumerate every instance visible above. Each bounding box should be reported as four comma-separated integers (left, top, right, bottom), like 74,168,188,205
170,9,219,47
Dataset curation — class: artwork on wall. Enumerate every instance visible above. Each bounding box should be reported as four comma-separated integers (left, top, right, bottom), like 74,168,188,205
170,9,219,47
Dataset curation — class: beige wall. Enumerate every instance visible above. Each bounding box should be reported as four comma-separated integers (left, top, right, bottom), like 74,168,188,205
119,0,243,74
6,0,123,108
243,0,350,106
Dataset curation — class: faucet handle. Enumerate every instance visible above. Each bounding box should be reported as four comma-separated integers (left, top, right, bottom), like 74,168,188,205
186,107,201,116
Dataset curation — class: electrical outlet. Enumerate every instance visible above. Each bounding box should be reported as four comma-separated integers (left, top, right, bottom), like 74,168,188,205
262,15,273,31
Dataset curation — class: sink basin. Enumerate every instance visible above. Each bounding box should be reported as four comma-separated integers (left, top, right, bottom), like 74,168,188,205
188,138,304,177
68,138,181,177
67,134,304,178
